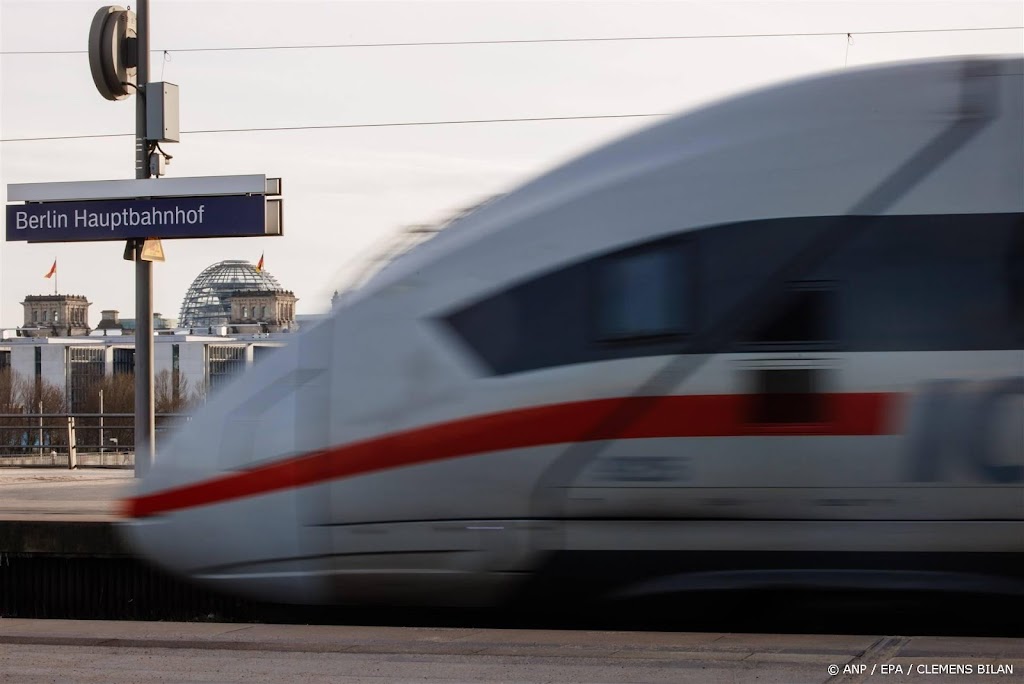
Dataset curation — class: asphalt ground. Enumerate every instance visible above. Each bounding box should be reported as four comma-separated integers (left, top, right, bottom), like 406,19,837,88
0,619,1021,684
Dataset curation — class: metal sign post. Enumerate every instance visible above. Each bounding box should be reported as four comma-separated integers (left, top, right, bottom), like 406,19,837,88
4,1,283,479
134,0,154,478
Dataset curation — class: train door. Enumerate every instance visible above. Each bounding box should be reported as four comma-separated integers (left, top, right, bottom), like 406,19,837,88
824,213,1024,523
551,220,852,523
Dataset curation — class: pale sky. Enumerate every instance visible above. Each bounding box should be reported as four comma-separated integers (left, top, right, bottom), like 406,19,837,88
1,0,1021,329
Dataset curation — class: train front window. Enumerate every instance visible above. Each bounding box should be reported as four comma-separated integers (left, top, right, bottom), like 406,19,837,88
596,243,692,341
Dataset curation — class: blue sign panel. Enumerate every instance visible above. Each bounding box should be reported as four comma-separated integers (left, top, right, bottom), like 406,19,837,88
6,194,270,242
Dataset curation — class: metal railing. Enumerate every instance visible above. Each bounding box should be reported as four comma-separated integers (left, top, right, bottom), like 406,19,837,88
0,412,191,466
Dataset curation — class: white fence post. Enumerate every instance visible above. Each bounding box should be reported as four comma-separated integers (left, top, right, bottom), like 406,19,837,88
66,416,77,470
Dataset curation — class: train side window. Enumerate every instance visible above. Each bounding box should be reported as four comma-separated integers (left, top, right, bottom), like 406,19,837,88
833,214,1020,351
739,282,836,349
747,367,828,424
595,242,693,341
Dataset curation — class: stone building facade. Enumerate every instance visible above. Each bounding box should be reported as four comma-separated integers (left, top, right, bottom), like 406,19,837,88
95,309,123,333
228,290,298,333
21,295,91,337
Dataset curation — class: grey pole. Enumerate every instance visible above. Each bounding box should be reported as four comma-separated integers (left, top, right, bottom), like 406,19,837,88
133,0,154,477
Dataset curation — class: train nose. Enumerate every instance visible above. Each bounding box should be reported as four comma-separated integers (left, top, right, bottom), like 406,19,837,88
117,402,329,604
119,465,331,603
119,326,335,603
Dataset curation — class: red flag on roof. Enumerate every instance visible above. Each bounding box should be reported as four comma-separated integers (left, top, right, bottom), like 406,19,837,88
44,260,57,279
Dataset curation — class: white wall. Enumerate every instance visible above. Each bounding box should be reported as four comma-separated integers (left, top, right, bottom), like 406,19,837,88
9,345,35,384
40,345,66,390
153,343,172,382
9,343,66,389
154,339,210,397
5,337,288,407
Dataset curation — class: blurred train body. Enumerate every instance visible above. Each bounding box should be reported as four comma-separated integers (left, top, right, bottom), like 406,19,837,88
122,57,1024,606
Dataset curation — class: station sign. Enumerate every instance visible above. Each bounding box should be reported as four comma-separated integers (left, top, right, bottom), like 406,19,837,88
5,175,282,243
6,194,281,243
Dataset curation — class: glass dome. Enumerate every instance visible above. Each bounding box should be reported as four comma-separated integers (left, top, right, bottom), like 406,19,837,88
178,260,283,329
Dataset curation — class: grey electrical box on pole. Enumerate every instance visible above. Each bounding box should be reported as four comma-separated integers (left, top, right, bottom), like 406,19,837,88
146,82,180,143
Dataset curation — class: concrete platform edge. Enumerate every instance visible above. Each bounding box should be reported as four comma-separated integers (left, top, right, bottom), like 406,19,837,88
0,520,129,556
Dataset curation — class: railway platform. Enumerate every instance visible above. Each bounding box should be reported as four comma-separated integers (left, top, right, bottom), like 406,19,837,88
0,468,131,556
0,469,241,620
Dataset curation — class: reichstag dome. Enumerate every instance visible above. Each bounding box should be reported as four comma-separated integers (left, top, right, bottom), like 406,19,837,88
178,260,284,329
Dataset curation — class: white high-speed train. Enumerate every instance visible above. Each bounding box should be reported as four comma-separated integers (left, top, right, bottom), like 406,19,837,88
122,57,1024,607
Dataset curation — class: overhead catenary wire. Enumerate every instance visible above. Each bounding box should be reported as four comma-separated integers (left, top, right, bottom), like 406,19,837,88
1,25,1021,55
0,112,668,143
3,24,1020,143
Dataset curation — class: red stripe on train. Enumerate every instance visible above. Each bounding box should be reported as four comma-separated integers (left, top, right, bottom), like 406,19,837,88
123,392,900,518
